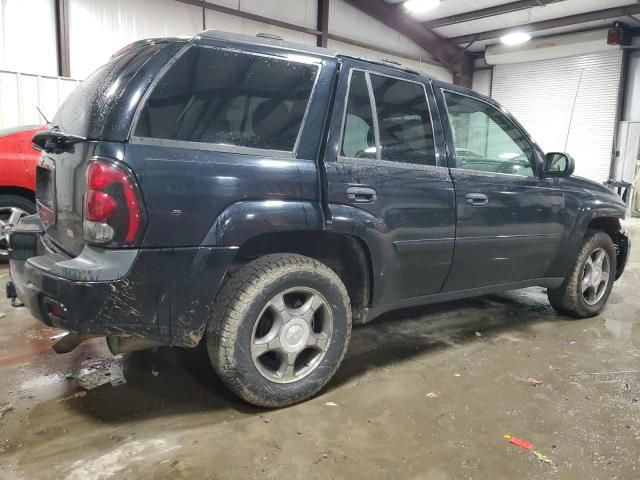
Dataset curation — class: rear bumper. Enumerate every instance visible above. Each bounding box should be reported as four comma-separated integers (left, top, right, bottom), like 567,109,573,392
8,217,236,347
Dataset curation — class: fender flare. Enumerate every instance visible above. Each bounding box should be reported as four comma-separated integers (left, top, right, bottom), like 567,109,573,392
201,200,323,247
550,200,625,278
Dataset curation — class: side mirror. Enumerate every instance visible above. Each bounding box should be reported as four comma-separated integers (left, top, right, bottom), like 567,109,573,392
543,152,575,177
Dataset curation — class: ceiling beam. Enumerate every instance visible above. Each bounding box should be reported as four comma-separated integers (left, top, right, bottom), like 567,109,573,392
451,4,640,44
424,0,566,29
344,0,472,86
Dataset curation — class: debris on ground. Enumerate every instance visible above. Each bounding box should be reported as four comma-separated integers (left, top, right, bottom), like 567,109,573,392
110,377,127,387
59,390,87,402
78,370,115,390
324,401,338,407
426,392,440,398
0,403,14,419
569,381,583,389
454,373,461,377
474,331,482,337
151,369,159,377
533,450,552,464
528,377,543,386
0,312,6,319
65,361,126,390
509,436,534,450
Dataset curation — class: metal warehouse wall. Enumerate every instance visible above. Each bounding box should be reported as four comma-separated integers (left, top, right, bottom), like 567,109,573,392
0,71,80,129
492,50,623,183
0,0,451,129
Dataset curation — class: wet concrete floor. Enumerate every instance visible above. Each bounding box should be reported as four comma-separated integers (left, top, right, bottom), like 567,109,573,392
0,225,639,479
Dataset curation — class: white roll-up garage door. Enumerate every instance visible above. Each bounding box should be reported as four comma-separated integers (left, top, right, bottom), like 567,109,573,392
491,50,624,183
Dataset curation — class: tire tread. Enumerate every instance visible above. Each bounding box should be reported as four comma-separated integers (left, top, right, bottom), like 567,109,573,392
207,253,351,407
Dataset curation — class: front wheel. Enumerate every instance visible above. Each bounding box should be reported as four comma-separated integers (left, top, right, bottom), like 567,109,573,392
207,254,352,407
548,230,616,318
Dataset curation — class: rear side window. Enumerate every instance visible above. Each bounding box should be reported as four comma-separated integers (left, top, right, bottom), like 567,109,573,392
134,46,319,152
370,74,435,165
341,71,376,159
340,69,435,166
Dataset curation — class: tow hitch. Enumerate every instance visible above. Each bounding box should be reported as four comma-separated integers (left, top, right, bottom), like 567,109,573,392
5,281,23,307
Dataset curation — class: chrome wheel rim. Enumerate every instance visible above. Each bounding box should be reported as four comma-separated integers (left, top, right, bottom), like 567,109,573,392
0,206,29,257
250,287,333,384
581,247,610,306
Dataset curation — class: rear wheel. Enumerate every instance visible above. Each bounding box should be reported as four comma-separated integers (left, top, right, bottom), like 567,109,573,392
207,254,351,407
548,230,616,318
0,195,36,262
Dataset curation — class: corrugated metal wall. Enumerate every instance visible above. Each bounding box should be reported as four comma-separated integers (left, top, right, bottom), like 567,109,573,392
0,70,80,129
0,0,452,129
492,51,624,183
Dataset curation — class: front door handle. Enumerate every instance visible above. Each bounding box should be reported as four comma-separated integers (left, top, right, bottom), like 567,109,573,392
466,193,488,206
346,186,377,204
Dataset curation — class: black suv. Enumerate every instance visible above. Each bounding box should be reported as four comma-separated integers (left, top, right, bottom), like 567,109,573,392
6,31,630,407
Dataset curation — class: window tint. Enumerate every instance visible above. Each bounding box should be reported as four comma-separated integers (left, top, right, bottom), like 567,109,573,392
444,91,535,177
340,70,435,166
135,46,319,152
370,74,435,165
341,71,377,159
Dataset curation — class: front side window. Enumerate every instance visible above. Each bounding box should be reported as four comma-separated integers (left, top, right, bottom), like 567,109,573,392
135,46,319,152
443,91,535,177
340,70,435,166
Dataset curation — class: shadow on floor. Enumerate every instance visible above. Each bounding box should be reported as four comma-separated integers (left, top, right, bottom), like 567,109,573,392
65,287,565,423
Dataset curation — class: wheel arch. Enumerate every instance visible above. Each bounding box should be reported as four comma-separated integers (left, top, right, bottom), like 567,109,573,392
0,187,35,205
234,230,373,324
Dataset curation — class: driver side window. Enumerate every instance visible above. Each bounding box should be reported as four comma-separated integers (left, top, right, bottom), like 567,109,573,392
444,91,535,177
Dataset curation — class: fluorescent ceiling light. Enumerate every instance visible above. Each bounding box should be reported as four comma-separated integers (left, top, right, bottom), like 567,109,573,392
403,0,441,14
500,31,531,46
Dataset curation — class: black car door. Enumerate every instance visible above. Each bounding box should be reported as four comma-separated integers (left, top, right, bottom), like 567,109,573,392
434,83,566,291
323,58,456,307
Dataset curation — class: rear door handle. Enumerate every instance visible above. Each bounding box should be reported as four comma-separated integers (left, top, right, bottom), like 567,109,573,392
346,186,377,204
466,193,488,206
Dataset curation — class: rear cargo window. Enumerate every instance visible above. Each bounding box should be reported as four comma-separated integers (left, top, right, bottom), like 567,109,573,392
52,43,165,139
134,46,319,152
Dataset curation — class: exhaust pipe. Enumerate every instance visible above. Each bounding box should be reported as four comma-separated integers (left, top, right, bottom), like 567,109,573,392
106,336,164,355
52,332,94,353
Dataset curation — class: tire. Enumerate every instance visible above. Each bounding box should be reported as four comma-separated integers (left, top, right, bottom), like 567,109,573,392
0,194,36,263
207,253,352,408
548,230,617,318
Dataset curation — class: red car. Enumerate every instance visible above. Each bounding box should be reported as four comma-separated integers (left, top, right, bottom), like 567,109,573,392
0,125,44,261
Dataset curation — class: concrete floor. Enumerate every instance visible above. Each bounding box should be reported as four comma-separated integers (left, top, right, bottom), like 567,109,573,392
0,226,639,479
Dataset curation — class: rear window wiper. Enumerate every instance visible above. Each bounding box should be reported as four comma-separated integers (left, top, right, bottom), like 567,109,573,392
33,128,86,154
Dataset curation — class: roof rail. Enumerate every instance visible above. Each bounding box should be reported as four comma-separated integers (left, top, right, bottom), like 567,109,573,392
256,32,284,41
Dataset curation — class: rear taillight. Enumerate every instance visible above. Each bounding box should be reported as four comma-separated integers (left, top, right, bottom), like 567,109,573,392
83,157,146,246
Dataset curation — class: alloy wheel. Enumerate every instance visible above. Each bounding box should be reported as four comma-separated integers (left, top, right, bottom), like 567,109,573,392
581,247,610,306
0,206,29,258
250,287,333,384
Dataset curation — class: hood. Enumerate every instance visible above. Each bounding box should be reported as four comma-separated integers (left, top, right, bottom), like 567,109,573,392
562,175,626,207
